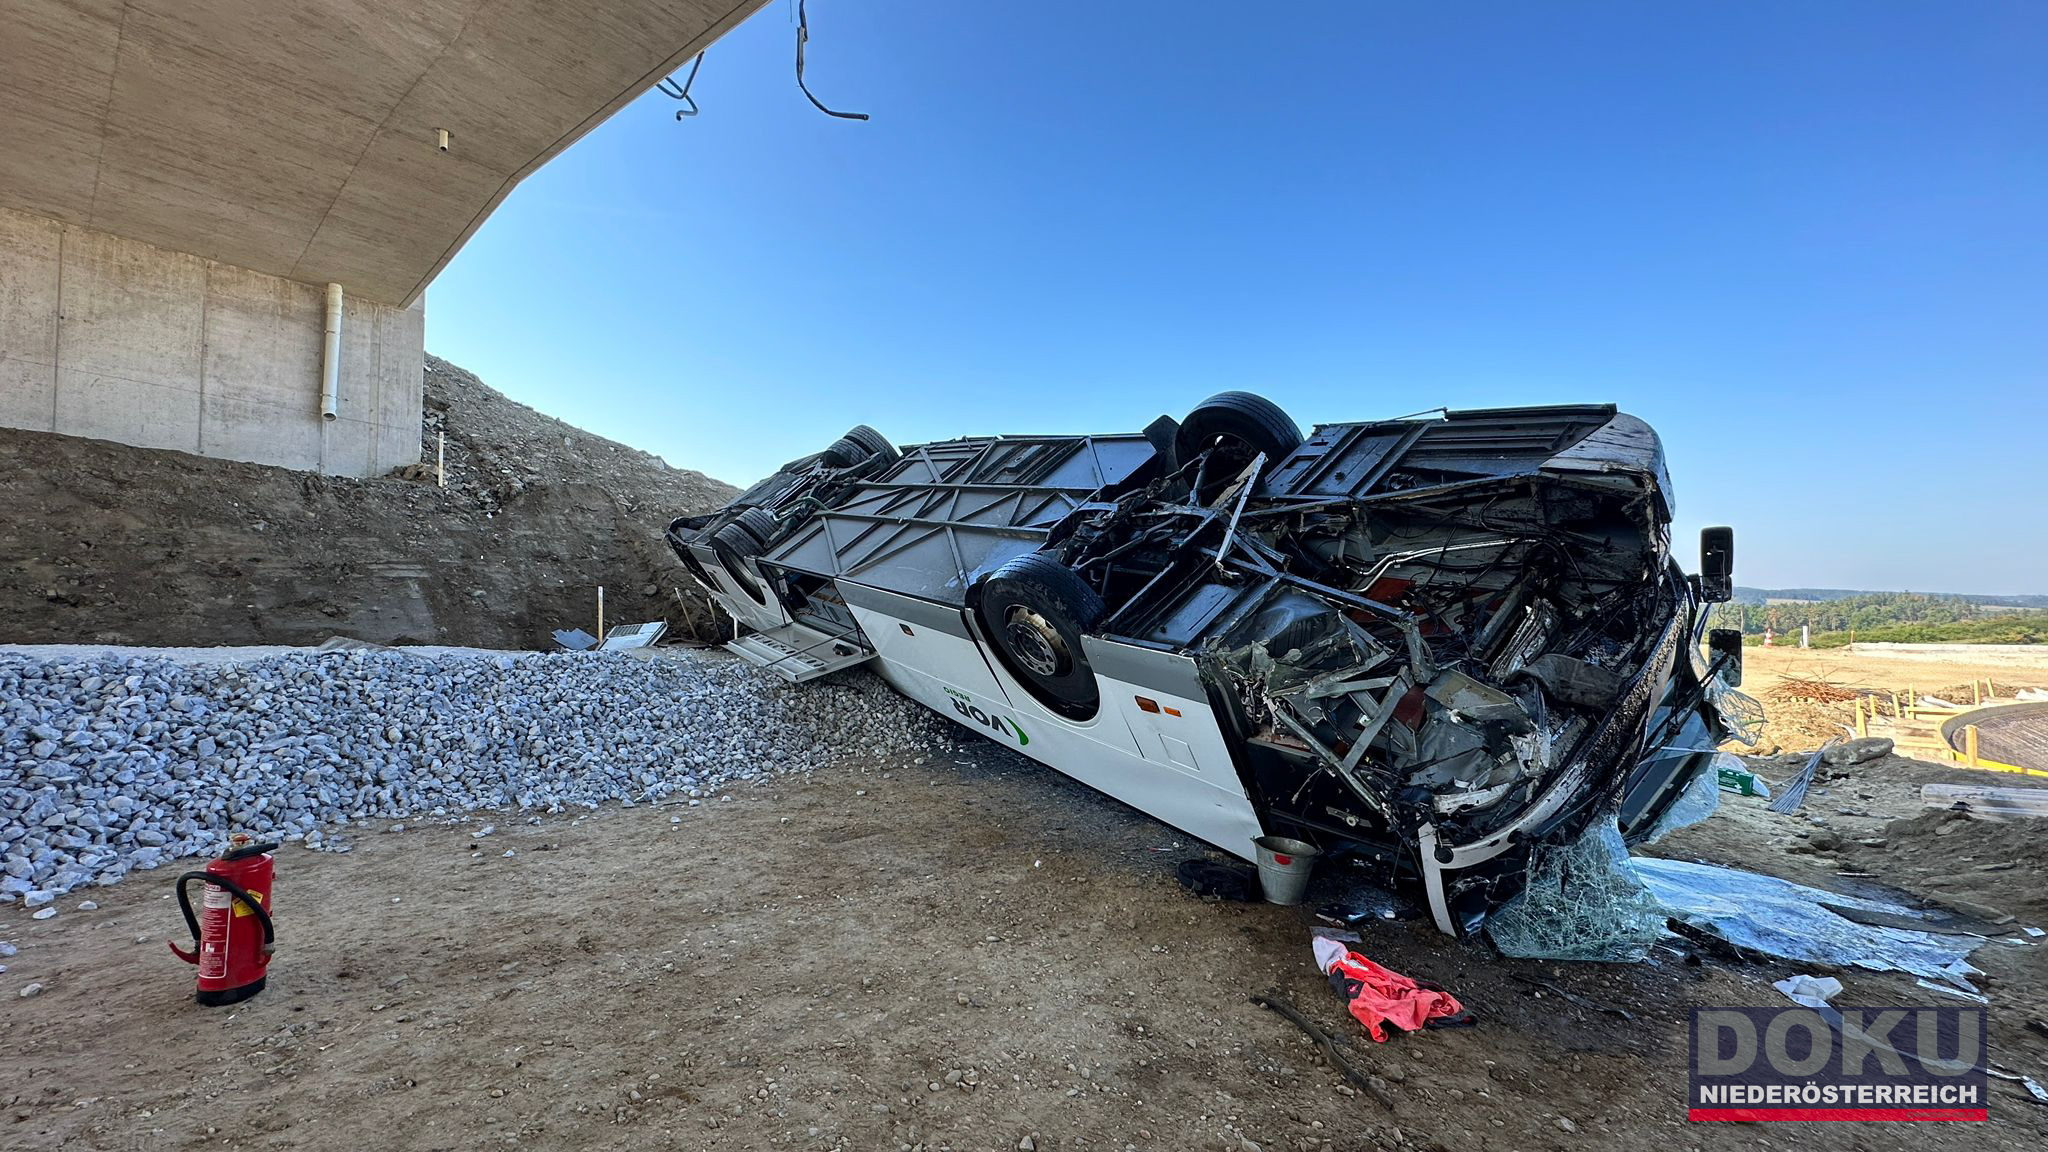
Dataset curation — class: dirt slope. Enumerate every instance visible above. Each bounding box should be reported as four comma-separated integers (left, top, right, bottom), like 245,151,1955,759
0,355,736,649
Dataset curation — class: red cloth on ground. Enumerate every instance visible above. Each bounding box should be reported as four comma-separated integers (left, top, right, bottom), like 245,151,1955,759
1323,947,1465,1043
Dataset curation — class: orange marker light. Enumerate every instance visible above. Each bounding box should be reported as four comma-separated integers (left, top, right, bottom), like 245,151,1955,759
1134,696,1160,713
1163,706,1182,717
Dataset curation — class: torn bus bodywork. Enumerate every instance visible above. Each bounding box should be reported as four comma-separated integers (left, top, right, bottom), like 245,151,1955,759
669,395,1742,937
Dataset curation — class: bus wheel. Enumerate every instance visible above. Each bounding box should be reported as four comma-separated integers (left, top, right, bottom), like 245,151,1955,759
1174,391,1302,469
976,553,1105,721
711,520,771,604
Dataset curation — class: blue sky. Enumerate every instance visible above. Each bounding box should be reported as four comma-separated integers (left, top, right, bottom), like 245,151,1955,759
427,1,2045,593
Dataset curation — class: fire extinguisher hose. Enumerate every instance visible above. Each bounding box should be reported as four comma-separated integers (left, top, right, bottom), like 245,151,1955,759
174,871,276,951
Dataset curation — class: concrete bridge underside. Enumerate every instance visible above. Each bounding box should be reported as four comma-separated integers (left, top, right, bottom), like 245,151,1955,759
0,0,769,475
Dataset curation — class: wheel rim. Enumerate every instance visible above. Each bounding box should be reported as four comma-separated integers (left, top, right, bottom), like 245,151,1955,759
1004,606,1067,678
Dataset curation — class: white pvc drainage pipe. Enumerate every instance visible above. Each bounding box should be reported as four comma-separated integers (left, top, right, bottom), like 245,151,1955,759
320,283,343,420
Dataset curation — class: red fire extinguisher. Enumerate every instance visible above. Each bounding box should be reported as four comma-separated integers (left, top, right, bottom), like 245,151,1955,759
170,834,277,1006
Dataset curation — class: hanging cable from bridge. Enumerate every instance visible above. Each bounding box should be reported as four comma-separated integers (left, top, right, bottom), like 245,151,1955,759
796,0,868,121
655,52,705,119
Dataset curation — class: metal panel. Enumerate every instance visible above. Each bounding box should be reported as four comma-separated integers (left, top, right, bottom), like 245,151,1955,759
837,580,972,639
1080,636,1206,701
1403,405,1615,479
1260,421,1423,500
764,433,1161,607
854,604,1266,860
1540,412,1673,519
725,621,874,684
685,541,788,634
847,599,1016,708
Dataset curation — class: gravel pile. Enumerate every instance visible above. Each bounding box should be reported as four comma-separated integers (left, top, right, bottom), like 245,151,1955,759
1,650,954,904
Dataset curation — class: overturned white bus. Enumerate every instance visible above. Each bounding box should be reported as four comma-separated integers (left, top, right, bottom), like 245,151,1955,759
669,393,1742,936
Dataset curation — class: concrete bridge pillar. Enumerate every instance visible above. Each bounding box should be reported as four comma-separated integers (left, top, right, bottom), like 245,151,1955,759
0,0,771,478
1,206,423,477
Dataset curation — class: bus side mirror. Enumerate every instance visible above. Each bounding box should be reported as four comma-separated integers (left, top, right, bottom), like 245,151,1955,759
1699,526,1734,603
1709,627,1743,686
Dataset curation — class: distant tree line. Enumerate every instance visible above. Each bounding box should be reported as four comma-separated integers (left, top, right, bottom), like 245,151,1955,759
1798,617,2048,647
1731,586,2048,609
1708,591,2032,636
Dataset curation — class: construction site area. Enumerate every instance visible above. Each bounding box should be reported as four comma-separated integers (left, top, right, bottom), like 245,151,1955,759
5,356,2046,1152
4,4,2046,1152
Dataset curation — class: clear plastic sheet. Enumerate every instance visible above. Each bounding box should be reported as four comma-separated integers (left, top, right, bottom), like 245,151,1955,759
1705,677,1765,746
1638,756,1723,845
1485,822,1668,962
1488,794,1989,985
1632,858,1985,985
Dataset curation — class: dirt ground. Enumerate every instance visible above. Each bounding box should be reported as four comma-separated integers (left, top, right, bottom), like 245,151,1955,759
0,356,736,651
1730,646,2048,758
5,712,2045,1152
1739,645,2048,703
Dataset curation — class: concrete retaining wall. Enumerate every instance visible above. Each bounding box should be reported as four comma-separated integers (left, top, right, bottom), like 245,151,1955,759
0,205,421,477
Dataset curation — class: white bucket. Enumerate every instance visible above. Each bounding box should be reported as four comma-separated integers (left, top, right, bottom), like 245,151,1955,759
1252,835,1321,905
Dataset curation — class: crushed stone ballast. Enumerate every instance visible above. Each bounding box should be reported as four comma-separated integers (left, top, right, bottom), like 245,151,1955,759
1,648,952,904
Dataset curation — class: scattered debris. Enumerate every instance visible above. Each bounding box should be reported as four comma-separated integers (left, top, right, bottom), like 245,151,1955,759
1311,937,1469,1043
598,621,668,651
1922,782,2048,821
1486,822,1666,962
1716,760,1771,797
1248,993,1394,1109
1508,973,1635,1020
1914,978,1988,1004
1635,857,1989,985
1819,901,2013,938
314,635,389,653
1175,858,1258,902
1315,881,1419,926
1768,740,1832,815
1771,974,1842,1008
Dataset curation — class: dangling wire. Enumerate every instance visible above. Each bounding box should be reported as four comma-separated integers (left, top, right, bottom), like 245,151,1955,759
796,0,868,121
656,52,705,119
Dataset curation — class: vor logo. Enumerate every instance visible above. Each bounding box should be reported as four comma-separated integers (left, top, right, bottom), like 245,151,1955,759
950,696,1029,746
